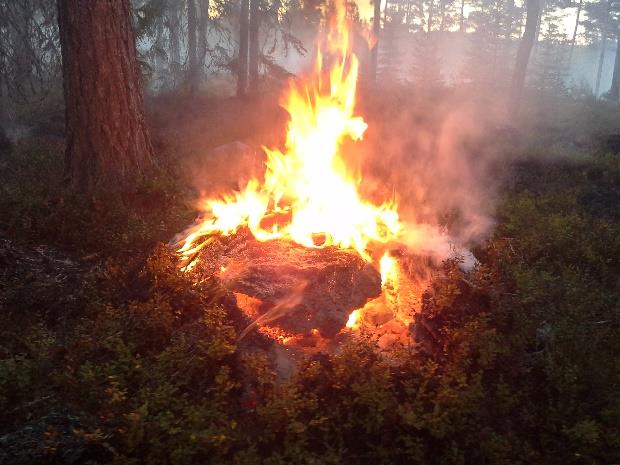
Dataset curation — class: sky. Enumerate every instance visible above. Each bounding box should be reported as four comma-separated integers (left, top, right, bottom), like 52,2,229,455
354,0,582,40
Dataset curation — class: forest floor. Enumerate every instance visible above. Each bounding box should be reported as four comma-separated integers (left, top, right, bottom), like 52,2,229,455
0,90,619,465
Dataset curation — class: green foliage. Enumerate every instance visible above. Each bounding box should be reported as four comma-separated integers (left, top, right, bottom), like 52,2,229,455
0,142,195,257
0,245,241,464
57,272,238,464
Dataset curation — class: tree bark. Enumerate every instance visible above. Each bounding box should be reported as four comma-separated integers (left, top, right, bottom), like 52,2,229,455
187,0,199,93
509,0,540,117
249,0,260,95
405,0,412,25
0,56,6,124
534,0,543,41
568,0,583,68
439,0,447,32
609,34,620,101
370,0,381,84
505,0,515,41
237,0,250,97
57,0,153,192
459,0,466,32
595,31,608,96
198,0,209,72
168,2,181,67
427,0,434,33
530,0,544,58
381,0,387,26
153,16,166,71
0,6,6,123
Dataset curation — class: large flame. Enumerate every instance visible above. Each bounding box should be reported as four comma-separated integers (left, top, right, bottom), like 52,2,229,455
179,0,403,267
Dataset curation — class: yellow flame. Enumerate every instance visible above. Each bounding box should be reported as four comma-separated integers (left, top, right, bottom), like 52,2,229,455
379,251,399,287
346,309,361,329
179,0,403,265
345,251,400,331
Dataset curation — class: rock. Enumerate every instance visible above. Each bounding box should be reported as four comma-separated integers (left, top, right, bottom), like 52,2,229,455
193,232,382,337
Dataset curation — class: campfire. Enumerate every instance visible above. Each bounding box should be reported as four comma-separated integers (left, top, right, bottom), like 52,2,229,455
175,0,457,350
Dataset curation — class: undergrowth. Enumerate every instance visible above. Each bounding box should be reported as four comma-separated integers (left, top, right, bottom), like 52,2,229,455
0,137,619,464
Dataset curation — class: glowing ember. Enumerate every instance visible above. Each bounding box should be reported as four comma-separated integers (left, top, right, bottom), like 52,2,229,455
178,0,402,268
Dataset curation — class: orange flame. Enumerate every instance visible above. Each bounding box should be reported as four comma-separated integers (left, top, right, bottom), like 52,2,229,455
179,0,403,266
345,251,400,331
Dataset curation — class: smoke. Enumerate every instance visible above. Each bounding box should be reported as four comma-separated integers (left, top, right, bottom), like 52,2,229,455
169,21,508,271
358,89,506,264
176,88,504,269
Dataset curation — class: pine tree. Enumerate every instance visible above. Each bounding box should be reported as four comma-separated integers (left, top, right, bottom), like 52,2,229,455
57,0,154,191
463,0,519,91
379,13,404,81
530,16,569,96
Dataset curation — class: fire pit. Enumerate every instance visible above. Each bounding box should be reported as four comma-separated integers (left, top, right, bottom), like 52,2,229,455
174,0,451,350
181,229,382,338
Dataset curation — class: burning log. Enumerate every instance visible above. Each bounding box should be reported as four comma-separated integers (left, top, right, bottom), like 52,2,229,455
188,230,382,338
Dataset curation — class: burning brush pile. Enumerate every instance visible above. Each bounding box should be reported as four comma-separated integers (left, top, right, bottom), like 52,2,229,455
174,1,466,351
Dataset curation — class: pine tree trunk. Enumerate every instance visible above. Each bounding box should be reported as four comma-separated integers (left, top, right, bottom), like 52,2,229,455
505,0,515,41
57,0,153,192
198,0,209,72
13,3,32,92
0,58,6,124
169,3,181,66
0,7,6,123
237,0,250,97
530,0,543,58
568,0,583,68
427,0,434,33
534,0,543,41
249,0,260,95
595,32,608,96
509,0,540,117
460,0,465,32
384,0,389,27
10,2,35,94
168,2,182,88
609,34,620,101
187,0,199,93
439,0,446,32
370,0,381,83
405,0,412,25
154,17,165,71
